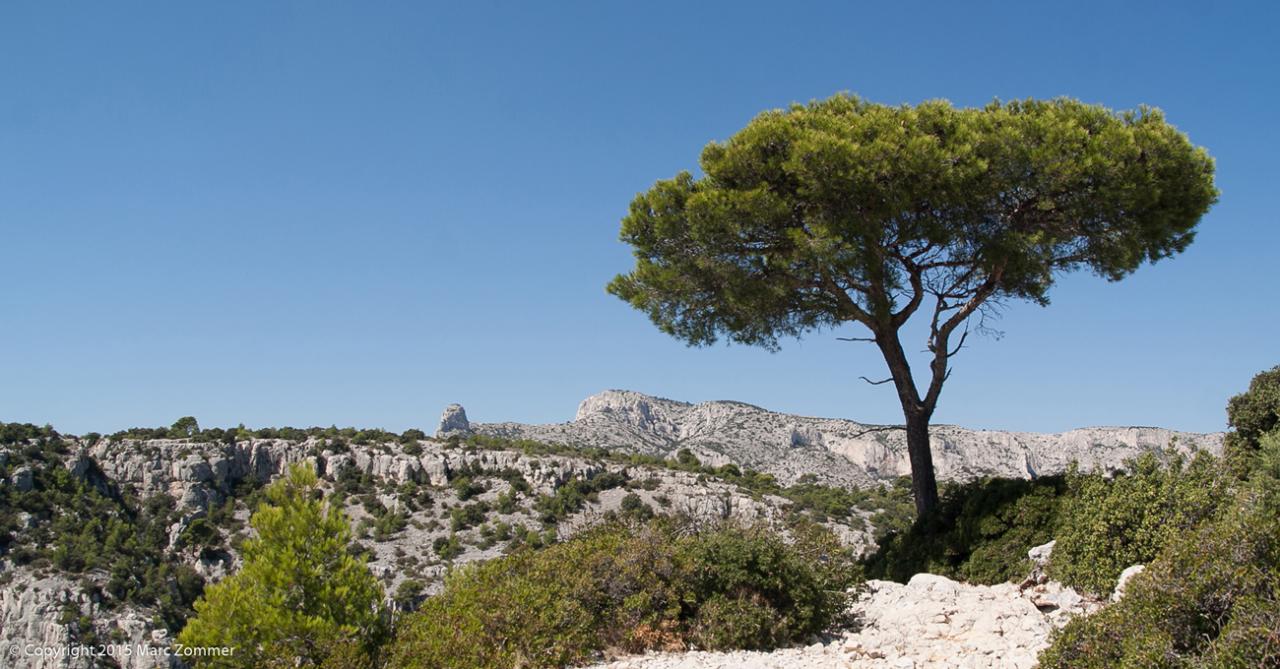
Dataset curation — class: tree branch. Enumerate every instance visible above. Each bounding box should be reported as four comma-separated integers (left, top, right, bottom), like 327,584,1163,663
819,275,875,327
859,376,895,386
922,266,1005,412
891,257,925,328
946,328,970,358
851,424,905,438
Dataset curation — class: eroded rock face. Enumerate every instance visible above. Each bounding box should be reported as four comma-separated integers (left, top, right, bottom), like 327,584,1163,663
435,404,471,437
11,466,34,492
0,572,179,669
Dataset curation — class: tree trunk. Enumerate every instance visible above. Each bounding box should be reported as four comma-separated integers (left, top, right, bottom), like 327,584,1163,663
904,410,940,520
873,329,942,522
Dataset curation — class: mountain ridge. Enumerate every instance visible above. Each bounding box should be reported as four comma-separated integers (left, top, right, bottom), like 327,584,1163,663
448,389,1224,488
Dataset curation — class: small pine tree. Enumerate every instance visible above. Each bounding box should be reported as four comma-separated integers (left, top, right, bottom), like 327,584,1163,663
177,464,386,667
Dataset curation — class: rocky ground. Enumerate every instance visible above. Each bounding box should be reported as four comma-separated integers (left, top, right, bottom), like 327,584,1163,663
586,544,1113,669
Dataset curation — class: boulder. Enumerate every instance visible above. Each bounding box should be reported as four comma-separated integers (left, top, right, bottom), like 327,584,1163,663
10,466,34,492
1028,539,1056,567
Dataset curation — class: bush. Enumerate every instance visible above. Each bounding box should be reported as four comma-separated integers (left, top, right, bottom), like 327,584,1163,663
433,535,462,560
534,471,629,523
863,476,1066,585
399,429,427,444
620,493,655,521
1041,448,1280,667
1224,365,1280,476
387,518,859,669
1049,451,1228,595
449,503,489,532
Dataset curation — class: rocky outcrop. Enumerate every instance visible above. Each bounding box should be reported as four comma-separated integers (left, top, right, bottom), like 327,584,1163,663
435,404,471,437
0,572,178,669
464,390,1223,487
10,465,34,492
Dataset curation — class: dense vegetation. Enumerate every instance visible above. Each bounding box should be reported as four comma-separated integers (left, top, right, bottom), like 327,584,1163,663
387,518,859,669
863,476,1067,585
1049,451,1228,595
1040,365,1280,667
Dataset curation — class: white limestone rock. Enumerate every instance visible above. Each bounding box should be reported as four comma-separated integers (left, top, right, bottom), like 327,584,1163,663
436,403,471,437
10,465,34,492
1113,564,1146,602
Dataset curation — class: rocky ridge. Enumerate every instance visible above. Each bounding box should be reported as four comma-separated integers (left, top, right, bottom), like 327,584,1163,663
460,389,1223,486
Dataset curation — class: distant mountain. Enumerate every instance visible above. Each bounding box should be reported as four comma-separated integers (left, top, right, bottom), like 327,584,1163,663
447,389,1224,487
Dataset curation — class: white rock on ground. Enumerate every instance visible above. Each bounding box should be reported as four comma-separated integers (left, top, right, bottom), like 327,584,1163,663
1111,565,1146,602
585,573,1101,669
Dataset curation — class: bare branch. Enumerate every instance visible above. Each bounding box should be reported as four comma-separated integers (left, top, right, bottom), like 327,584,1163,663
836,336,877,343
946,328,970,358
922,265,1007,412
851,424,904,438
859,376,895,386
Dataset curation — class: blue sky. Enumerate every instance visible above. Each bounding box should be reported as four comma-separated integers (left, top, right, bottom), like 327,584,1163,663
2,1,1276,435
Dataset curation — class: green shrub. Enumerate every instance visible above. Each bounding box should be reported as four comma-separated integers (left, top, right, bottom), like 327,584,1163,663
387,518,859,669
495,490,518,514
1049,451,1228,595
533,471,629,523
1224,365,1280,476
863,476,1066,584
449,503,489,532
451,477,486,501
620,493,655,521
1041,445,1280,668
399,429,427,444
433,535,462,560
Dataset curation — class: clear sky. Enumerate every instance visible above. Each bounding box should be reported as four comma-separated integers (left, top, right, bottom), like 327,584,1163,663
2,1,1276,436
